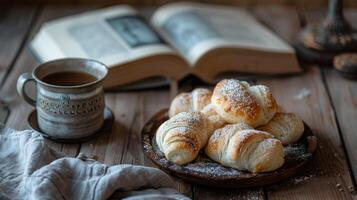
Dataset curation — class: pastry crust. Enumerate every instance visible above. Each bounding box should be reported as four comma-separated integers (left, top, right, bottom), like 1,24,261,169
205,123,284,173
169,88,212,118
162,80,299,171
201,103,227,131
257,112,304,144
156,112,212,165
211,79,278,127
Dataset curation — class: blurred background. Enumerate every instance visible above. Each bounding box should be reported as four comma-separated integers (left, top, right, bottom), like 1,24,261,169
2,0,356,8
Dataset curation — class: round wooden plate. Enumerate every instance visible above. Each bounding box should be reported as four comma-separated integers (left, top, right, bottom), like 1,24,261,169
142,109,318,188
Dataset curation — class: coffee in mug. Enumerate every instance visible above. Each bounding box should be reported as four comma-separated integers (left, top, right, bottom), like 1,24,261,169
17,58,108,139
42,71,98,86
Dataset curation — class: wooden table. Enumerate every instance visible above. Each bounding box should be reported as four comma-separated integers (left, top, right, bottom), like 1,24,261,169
1,4,357,199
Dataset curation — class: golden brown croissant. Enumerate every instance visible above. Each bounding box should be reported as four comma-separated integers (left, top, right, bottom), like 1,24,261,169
257,113,304,144
169,88,212,118
156,112,212,165
205,123,284,173
211,79,278,127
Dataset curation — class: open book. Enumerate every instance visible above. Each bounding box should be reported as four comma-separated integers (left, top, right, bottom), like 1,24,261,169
30,2,301,89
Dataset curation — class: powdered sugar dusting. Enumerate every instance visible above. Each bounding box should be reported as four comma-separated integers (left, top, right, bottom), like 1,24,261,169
213,79,259,121
143,109,317,187
210,130,222,142
292,174,315,184
284,142,312,160
185,154,242,177
216,79,251,103
152,131,313,177
166,112,207,131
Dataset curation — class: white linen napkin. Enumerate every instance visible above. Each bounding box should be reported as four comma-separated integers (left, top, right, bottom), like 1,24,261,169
0,125,189,200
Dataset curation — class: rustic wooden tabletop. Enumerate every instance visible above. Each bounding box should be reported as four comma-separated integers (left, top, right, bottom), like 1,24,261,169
0,4,357,199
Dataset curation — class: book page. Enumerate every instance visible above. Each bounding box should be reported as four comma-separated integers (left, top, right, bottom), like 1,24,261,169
151,2,294,65
40,6,178,67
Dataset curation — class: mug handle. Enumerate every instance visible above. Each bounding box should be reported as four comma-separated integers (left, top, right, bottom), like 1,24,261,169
17,72,36,106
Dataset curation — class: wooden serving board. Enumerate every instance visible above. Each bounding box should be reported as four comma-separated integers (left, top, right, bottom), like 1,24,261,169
142,109,318,188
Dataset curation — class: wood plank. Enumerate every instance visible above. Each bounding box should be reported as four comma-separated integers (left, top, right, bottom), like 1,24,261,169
79,89,194,197
253,5,356,199
0,5,37,124
316,8,357,188
324,68,357,189
0,5,98,152
79,92,141,164
301,4,357,187
0,5,37,86
259,67,356,199
193,187,264,200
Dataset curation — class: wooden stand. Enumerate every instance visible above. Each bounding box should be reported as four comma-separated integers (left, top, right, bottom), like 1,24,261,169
295,0,357,65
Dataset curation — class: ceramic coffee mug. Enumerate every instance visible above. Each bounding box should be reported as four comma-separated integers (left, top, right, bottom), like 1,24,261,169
17,58,108,139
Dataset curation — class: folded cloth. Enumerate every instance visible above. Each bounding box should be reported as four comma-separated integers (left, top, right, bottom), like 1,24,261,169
0,125,189,200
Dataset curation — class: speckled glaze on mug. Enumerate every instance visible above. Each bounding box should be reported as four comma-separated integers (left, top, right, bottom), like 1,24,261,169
17,58,108,139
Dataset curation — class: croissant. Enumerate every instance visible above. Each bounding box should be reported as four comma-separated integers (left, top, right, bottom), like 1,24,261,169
257,113,304,144
211,79,278,127
156,112,212,165
205,123,284,173
169,88,212,118
201,103,227,130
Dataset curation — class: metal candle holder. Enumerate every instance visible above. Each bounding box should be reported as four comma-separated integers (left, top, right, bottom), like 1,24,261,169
295,0,357,64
